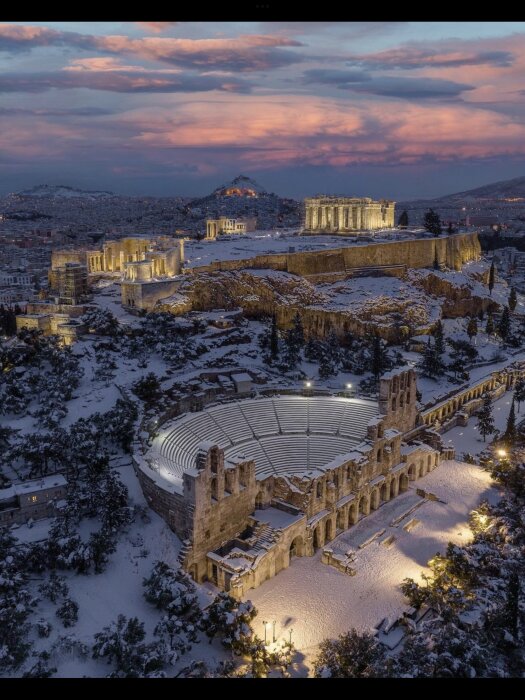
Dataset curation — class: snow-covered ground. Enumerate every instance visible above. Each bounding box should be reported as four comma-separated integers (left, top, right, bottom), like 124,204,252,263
248,459,498,672
11,464,228,678
443,389,518,458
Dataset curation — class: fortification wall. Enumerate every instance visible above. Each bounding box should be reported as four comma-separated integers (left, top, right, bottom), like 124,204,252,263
191,232,480,276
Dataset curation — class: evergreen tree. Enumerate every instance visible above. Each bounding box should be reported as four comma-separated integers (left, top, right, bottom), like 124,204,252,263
486,312,495,335
497,306,511,341
509,286,517,312
477,393,495,442
434,320,445,358
371,335,385,379
419,337,441,379
132,373,162,404
318,344,337,379
314,629,386,678
466,318,478,343
398,210,409,228
424,209,442,237
503,400,517,445
488,260,495,295
283,312,304,370
270,314,279,363
514,377,525,413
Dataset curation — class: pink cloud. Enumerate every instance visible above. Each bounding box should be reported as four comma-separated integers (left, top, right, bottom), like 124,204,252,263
134,22,178,34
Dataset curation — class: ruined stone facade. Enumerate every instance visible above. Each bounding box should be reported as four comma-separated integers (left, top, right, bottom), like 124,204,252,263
304,196,395,234
51,236,184,276
133,368,444,598
206,217,257,239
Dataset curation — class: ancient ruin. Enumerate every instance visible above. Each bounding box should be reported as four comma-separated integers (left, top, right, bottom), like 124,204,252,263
133,367,446,598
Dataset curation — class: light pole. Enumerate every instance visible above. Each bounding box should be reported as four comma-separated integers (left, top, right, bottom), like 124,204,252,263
272,620,276,643
263,620,268,644
345,382,353,398
304,380,313,396
289,628,294,645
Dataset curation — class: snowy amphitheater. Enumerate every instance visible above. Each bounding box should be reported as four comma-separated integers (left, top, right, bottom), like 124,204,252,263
133,368,448,598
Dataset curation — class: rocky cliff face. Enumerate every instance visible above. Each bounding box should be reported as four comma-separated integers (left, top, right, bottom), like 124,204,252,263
156,233,486,344
410,270,499,318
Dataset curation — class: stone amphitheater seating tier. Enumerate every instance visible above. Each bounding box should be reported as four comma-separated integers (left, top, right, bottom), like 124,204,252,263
152,396,378,480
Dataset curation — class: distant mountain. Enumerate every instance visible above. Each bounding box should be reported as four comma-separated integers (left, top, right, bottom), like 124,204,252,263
211,174,268,198
433,176,525,204
188,174,300,229
11,185,115,200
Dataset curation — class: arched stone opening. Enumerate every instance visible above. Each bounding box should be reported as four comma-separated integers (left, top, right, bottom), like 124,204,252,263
348,504,358,526
400,473,409,492
391,477,399,498
210,477,218,501
313,527,322,551
358,495,369,517
380,481,389,503
408,463,416,481
289,536,304,559
371,488,380,510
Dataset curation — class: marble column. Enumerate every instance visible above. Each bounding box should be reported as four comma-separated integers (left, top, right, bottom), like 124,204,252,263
338,206,344,230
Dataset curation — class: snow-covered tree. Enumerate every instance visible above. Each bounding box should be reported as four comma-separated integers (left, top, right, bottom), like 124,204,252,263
477,393,495,442
56,598,79,628
82,307,120,336
419,337,442,379
38,572,69,603
486,312,495,335
200,592,256,653
314,629,386,678
92,615,164,678
143,562,199,616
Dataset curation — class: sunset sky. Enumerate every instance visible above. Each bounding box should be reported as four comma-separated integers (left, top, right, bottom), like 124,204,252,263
2,21,525,199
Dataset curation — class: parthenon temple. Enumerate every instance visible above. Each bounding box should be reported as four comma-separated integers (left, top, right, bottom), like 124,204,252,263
303,196,395,234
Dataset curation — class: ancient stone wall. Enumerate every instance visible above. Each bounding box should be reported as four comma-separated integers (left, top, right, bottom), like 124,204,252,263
191,232,480,276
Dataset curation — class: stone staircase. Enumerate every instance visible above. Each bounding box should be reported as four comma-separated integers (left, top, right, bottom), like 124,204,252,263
248,521,279,553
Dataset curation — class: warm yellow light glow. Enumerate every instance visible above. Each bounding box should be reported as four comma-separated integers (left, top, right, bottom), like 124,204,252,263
497,449,507,457
305,381,312,388
346,383,352,389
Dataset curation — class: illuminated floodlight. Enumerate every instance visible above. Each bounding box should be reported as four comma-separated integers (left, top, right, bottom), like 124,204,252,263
497,449,507,458
305,381,312,388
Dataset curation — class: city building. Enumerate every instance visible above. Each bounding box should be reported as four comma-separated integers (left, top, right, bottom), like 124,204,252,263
0,475,67,525
303,197,395,234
